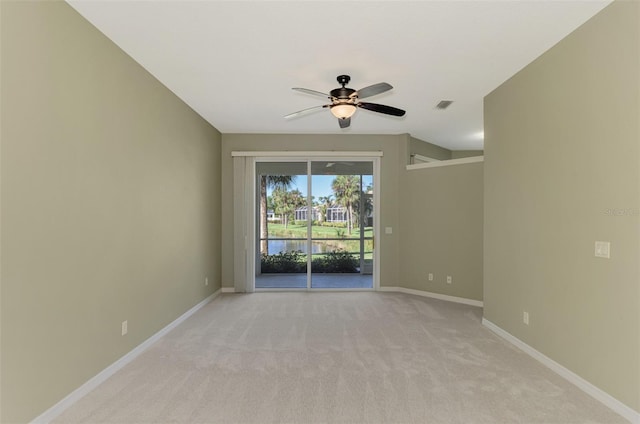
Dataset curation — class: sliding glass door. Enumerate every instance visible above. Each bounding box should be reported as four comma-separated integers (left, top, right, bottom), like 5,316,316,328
310,161,373,288
255,159,375,290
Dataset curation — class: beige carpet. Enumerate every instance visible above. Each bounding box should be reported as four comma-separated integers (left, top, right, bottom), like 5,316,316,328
54,292,626,423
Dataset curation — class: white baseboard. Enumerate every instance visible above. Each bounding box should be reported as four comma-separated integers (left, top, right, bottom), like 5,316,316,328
379,286,483,307
31,289,221,424
482,318,639,424
221,287,236,293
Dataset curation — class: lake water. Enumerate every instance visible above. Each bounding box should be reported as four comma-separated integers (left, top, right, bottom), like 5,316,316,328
268,239,330,255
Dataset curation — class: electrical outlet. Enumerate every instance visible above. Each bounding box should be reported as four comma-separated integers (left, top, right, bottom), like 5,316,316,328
446,276,452,284
428,273,433,281
121,320,128,336
595,241,610,258
523,312,529,325
205,277,209,286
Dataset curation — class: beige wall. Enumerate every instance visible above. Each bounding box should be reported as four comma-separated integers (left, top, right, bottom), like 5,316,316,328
221,133,408,289
484,0,639,412
0,2,222,422
400,163,483,301
409,136,452,161
409,137,484,161
451,150,484,159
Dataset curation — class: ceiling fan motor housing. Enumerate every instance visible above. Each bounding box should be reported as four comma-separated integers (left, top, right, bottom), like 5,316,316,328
331,75,356,101
330,87,356,100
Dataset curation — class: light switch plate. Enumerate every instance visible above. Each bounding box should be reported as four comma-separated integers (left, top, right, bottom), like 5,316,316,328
595,241,610,258
385,227,393,234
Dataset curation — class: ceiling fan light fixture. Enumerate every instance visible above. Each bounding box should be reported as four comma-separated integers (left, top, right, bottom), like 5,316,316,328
330,103,357,119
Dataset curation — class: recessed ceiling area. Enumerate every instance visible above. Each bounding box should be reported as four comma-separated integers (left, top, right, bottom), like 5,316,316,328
66,0,611,151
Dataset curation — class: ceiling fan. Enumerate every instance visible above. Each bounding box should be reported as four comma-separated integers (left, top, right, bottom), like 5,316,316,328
285,75,406,129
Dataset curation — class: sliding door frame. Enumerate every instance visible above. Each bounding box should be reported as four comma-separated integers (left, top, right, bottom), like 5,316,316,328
232,151,382,292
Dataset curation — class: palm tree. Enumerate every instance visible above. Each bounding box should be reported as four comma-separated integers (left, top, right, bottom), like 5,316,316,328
353,182,373,229
317,195,333,224
260,175,294,255
331,175,360,235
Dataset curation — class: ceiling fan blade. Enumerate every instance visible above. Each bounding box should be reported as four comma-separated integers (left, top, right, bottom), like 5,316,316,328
351,82,392,99
358,102,406,117
292,87,330,98
338,117,351,128
284,104,328,119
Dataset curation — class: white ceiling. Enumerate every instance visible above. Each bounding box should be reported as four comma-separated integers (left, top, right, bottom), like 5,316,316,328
67,0,611,151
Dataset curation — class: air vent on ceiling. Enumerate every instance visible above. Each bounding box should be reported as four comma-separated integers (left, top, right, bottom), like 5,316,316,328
436,100,454,110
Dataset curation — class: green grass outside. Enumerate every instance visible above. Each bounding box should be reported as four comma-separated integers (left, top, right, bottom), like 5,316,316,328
267,223,373,239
